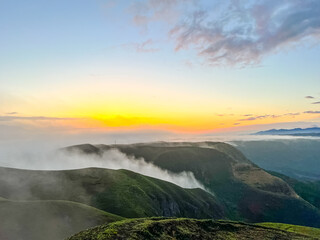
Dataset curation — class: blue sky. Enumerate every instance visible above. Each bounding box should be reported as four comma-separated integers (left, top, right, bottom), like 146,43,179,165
1,0,320,134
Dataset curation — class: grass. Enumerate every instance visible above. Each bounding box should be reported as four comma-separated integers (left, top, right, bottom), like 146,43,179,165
67,217,316,240
65,142,320,227
258,222,320,238
0,166,223,219
269,170,320,209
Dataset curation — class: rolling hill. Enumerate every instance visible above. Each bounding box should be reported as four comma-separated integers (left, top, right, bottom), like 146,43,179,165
0,167,223,219
67,217,318,240
0,197,122,240
268,170,320,210
66,142,320,227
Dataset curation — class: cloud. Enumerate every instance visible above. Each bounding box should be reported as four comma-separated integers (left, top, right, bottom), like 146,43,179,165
304,111,320,114
134,39,160,52
284,112,300,116
0,146,206,190
312,101,320,104
305,96,315,99
239,114,280,121
237,111,316,122
129,0,320,66
5,112,18,115
237,113,303,121
129,0,194,29
0,115,77,122
239,116,264,121
122,39,160,53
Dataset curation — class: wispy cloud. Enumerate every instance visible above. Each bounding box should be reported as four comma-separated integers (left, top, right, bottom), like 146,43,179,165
238,112,302,121
284,112,300,116
0,115,78,122
5,112,18,115
123,39,160,53
304,111,320,114
135,39,160,53
312,101,320,104
305,96,315,99
239,114,280,121
129,0,194,29
128,0,320,67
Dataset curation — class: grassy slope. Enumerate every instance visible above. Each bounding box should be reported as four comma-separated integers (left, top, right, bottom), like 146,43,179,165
0,167,223,219
67,218,316,240
269,170,320,209
258,222,320,238
105,143,320,227
0,198,122,240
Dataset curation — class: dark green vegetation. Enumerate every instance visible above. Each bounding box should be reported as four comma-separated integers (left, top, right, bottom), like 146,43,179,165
68,142,320,227
0,197,122,240
0,164,225,240
234,139,320,180
67,217,317,240
0,167,223,219
3,141,320,240
269,171,320,209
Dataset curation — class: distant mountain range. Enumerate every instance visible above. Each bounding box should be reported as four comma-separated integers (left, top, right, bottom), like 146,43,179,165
255,127,320,136
234,139,320,181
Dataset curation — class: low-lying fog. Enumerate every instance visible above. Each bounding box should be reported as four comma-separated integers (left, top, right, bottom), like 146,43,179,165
1,129,320,191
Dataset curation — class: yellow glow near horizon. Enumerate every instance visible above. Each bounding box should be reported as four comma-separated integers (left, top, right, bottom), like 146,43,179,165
3,79,320,133
7,110,316,134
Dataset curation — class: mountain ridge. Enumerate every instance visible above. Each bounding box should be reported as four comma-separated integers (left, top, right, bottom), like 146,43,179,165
65,142,320,227
67,217,318,240
255,127,320,136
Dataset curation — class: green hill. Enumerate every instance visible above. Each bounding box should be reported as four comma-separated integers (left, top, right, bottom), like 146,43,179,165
269,170,320,209
67,142,320,227
0,167,223,219
0,198,122,240
67,217,317,240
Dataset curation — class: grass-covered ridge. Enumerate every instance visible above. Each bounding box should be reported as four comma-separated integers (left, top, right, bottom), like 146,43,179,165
269,170,320,209
0,166,223,219
67,142,320,227
67,217,317,240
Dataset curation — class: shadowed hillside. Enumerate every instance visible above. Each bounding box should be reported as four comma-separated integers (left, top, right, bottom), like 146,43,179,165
0,198,122,240
233,139,320,180
66,142,320,227
0,167,223,219
67,217,317,240
269,170,320,210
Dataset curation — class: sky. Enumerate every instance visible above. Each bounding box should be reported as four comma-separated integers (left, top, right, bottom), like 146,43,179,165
1,0,320,137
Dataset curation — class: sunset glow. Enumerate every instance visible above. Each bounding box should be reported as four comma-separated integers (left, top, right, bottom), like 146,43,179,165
1,0,320,135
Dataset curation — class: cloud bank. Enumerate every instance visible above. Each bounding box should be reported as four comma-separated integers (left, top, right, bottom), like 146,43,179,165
129,0,320,66
0,146,205,190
